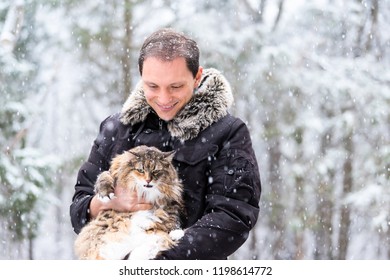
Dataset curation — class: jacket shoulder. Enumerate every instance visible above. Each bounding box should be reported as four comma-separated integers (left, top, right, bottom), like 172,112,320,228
202,113,250,145
94,113,134,161
173,114,250,164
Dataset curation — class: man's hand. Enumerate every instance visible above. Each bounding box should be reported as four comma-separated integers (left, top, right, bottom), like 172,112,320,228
89,185,152,219
111,185,153,212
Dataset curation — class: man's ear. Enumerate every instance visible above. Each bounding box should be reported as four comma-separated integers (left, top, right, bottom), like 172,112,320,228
194,66,203,87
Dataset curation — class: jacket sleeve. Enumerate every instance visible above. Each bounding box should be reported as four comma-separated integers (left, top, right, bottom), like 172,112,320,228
155,119,261,259
69,115,115,234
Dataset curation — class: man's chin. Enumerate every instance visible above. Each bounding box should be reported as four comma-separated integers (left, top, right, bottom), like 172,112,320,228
156,112,175,122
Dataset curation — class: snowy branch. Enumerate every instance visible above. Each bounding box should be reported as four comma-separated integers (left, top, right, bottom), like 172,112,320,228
0,0,25,53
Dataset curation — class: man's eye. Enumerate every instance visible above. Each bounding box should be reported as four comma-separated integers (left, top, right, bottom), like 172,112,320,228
172,85,183,89
147,84,158,89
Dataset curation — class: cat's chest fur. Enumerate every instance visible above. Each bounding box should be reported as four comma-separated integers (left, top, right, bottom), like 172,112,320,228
97,209,161,234
94,210,170,260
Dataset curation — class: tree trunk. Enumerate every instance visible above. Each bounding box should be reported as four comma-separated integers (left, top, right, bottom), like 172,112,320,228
294,174,305,259
241,0,267,23
293,128,305,260
387,213,390,259
28,236,34,260
249,228,258,259
365,0,379,52
337,131,354,259
272,0,284,31
353,0,380,57
265,121,285,259
121,0,133,101
315,128,335,259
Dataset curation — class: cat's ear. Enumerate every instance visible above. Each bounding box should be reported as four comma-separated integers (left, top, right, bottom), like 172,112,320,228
110,151,133,178
110,157,121,178
163,150,175,162
129,151,140,158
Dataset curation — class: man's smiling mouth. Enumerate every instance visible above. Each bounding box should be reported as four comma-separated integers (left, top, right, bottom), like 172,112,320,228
157,102,177,110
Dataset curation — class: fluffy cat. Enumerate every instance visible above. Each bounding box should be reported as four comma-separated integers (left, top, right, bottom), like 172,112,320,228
74,145,184,260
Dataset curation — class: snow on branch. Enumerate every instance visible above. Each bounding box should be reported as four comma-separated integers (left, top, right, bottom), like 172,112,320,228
0,0,25,53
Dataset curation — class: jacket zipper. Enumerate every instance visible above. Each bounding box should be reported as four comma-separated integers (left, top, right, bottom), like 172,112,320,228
159,119,163,130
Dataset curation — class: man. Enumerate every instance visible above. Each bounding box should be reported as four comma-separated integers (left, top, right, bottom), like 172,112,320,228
70,28,261,259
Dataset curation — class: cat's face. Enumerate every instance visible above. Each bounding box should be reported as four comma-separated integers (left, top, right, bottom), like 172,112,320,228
129,150,174,202
110,146,181,204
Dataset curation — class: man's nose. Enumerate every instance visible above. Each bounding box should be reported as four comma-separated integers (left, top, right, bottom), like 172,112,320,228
158,89,172,104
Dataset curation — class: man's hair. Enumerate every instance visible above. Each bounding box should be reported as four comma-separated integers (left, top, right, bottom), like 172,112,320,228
138,28,200,77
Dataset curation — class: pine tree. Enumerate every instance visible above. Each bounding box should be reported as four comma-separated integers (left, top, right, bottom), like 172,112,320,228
0,0,56,259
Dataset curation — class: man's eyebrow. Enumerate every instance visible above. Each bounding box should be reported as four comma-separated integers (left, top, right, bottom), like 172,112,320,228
144,80,186,86
143,81,157,85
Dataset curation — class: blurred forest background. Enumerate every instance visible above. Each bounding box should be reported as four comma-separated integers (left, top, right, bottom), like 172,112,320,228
0,0,389,260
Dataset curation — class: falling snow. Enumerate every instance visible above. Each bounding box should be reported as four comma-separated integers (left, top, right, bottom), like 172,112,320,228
1,0,389,260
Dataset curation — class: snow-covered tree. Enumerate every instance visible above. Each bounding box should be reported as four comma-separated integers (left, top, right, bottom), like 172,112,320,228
1,0,389,260
0,0,57,259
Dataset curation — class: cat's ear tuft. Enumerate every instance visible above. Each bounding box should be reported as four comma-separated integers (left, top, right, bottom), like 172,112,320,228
129,151,141,158
163,150,175,162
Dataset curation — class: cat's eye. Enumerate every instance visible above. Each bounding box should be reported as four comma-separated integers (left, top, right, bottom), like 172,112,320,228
137,169,144,173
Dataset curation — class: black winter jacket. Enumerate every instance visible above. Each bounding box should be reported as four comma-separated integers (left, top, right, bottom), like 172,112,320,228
70,68,261,259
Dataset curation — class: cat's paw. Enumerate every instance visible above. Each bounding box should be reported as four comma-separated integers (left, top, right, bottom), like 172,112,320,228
128,245,159,260
169,229,185,241
98,192,115,203
132,211,162,231
100,241,133,260
128,236,161,260
95,171,115,202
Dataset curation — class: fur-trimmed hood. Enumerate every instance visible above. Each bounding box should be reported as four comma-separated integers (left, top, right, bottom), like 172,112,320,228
120,68,234,141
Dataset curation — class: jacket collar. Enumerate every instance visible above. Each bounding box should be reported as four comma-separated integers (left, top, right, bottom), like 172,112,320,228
120,68,234,141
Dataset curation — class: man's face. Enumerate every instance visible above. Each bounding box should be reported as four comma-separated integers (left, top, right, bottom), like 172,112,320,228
142,57,202,121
